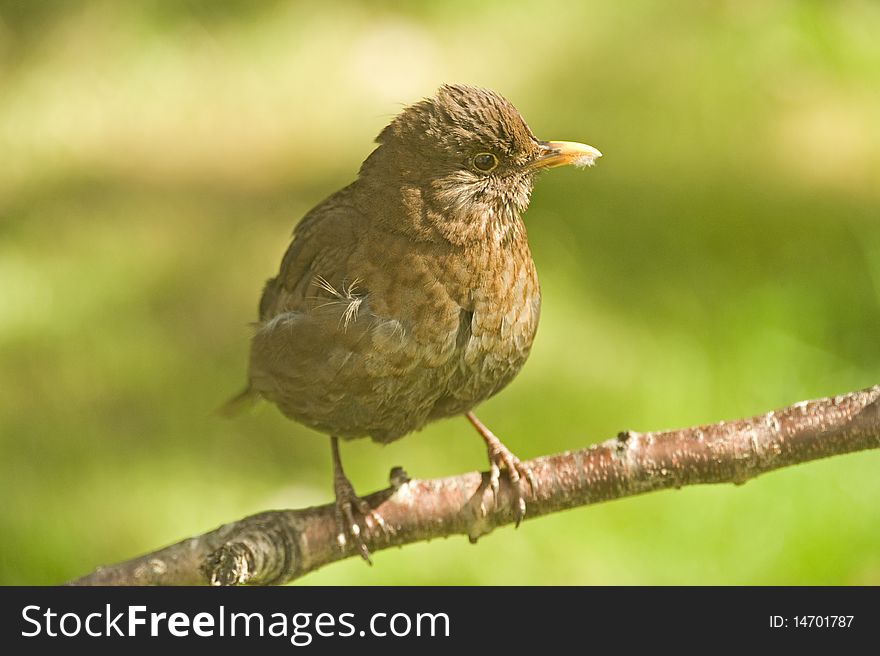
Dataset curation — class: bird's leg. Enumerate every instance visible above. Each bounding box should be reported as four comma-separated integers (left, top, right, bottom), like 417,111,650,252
330,436,387,564
465,412,536,527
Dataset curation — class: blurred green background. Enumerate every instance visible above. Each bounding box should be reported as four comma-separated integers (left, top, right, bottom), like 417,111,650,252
1,0,879,585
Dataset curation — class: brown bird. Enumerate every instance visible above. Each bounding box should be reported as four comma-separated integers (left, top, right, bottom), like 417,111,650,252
227,84,600,561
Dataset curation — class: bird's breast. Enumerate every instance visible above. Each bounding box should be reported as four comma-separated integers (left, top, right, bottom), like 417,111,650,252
426,229,541,416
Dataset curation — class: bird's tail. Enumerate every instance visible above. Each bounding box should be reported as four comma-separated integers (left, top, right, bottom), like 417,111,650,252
217,385,258,418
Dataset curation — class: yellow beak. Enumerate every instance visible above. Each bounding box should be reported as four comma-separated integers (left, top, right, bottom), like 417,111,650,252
532,140,602,169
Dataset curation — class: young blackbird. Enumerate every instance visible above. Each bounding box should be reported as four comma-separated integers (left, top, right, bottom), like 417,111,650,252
227,84,601,561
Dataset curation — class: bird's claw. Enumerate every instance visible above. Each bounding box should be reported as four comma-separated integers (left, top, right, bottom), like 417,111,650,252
465,412,535,527
485,439,534,527
333,475,391,564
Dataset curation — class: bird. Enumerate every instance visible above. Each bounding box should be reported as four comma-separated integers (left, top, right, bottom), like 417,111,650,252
225,84,601,561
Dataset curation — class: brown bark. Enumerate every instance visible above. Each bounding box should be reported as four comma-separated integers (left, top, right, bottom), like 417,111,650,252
70,385,880,586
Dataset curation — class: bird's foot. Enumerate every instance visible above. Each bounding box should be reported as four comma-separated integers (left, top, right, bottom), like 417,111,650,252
466,412,536,527
333,473,388,565
485,436,535,527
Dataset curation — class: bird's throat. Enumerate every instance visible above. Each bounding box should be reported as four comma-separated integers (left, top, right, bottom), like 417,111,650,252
426,179,532,247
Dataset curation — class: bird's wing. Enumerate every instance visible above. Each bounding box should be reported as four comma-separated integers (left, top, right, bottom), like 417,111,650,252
258,183,365,320
220,185,366,417
246,184,407,435
244,184,465,440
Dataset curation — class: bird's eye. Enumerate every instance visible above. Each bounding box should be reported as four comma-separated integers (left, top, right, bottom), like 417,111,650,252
472,152,498,172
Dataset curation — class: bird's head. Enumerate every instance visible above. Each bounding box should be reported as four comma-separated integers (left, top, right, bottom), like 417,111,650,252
361,84,601,244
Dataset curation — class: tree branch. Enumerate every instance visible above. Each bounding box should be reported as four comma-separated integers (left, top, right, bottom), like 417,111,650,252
70,385,880,586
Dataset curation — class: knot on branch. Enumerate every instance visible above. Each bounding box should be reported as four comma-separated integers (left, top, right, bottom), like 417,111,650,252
201,517,299,586
202,542,253,586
